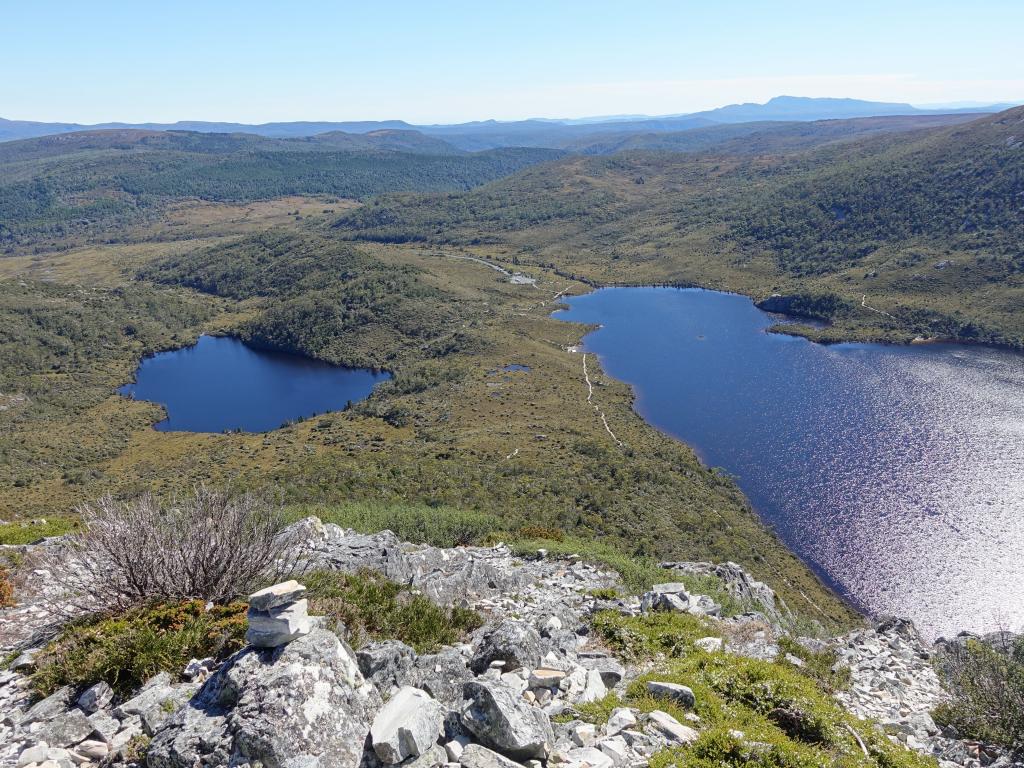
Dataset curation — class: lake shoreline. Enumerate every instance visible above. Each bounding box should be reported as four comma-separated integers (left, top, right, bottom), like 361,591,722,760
554,285,1024,640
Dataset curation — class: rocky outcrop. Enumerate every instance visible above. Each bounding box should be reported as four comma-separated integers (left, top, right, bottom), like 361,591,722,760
661,561,789,625
2,519,1019,768
147,628,380,768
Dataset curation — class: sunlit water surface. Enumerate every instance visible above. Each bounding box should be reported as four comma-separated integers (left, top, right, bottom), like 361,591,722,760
119,335,390,433
557,287,1024,639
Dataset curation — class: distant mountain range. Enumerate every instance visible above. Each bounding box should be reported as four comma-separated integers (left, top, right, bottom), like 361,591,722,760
2,95,1017,148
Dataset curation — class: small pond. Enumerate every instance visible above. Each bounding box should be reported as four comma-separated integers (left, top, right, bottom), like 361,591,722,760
119,335,390,433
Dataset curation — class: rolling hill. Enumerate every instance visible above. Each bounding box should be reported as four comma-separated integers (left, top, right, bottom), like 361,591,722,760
335,105,1024,346
0,129,562,245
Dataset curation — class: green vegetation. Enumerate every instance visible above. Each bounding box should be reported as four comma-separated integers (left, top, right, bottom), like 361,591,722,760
511,536,668,595
288,501,503,548
303,569,483,653
141,229,475,368
335,107,1024,349
592,610,719,661
586,612,933,768
932,636,1024,750
776,636,852,693
0,518,78,545
0,129,562,247
31,601,247,697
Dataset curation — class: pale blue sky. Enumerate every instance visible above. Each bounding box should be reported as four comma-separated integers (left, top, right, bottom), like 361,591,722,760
4,0,1023,124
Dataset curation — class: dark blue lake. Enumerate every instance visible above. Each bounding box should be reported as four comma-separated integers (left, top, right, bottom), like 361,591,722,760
557,287,1024,639
119,335,390,433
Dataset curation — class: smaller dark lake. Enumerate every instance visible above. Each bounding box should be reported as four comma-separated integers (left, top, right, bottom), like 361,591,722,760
118,335,390,433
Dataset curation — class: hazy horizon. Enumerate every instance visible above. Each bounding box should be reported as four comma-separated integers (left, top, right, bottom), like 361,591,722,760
3,94,1020,129
5,0,1024,124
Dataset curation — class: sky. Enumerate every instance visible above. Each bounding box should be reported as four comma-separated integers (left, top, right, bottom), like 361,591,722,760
4,0,1024,124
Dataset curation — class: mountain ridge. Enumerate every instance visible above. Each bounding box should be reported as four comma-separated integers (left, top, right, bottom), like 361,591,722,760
3,95,1015,147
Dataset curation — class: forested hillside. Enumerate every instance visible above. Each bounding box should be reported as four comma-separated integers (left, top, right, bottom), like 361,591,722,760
141,230,473,368
0,130,563,246
335,106,1024,347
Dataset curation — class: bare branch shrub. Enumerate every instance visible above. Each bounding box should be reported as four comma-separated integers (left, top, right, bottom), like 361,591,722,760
933,630,1024,751
43,487,301,616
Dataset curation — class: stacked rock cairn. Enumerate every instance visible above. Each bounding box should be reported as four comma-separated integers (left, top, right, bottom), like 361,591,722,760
245,579,312,648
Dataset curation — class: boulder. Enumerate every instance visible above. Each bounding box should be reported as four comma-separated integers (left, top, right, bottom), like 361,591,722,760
578,655,624,688
114,680,197,735
443,734,471,761
147,628,380,768
599,736,630,767
471,621,542,674
86,710,121,744
459,743,528,768
528,668,566,689
571,723,597,747
403,743,447,768
19,686,74,726
36,709,94,748
646,681,696,709
563,746,614,768
370,686,444,764
577,670,607,704
75,740,109,760
646,710,699,744
357,640,417,693
414,647,474,707
75,681,113,714
248,580,307,612
461,680,553,760
605,708,637,736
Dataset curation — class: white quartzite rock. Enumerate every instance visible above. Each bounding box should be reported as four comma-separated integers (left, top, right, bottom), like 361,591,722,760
459,743,528,768
75,681,112,714
146,628,380,768
605,707,638,736
461,680,554,760
646,710,699,744
248,579,306,611
370,686,445,764
245,596,312,648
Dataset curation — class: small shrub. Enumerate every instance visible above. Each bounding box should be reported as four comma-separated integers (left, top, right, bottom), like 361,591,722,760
932,635,1024,750
518,525,565,542
46,488,298,614
777,636,851,692
0,567,14,608
592,610,716,661
305,569,483,653
31,600,247,697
